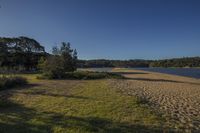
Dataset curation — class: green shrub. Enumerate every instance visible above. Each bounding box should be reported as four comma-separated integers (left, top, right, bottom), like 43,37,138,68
65,71,124,80
39,56,66,79
38,71,124,80
0,76,28,90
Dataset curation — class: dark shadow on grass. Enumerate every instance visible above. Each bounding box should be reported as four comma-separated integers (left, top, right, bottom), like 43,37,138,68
0,101,177,133
16,83,41,90
1,81,91,101
0,83,40,92
0,83,42,108
0,83,39,100
125,77,200,86
20,90,91,100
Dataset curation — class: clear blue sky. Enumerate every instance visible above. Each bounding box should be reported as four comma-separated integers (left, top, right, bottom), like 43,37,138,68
0,0,200,60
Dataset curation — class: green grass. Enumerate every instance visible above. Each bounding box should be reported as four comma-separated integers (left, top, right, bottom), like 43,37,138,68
0,74,169,133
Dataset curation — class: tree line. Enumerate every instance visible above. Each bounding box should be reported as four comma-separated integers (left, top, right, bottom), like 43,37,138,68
0,36,77,74
77,59,151,68
78,57,200,68
150,57,200,68
0,36,200,72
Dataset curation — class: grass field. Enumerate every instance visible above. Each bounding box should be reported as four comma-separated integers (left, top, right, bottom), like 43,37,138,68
0,74,168,133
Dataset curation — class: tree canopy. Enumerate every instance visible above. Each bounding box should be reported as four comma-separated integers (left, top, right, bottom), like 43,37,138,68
0,36,46,71
40,42,78,79
0,36,45,53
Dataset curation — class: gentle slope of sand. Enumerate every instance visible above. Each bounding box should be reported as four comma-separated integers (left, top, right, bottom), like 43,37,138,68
111,68,200,130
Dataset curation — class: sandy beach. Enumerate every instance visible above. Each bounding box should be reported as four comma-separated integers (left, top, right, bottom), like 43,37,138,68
111,68,200,130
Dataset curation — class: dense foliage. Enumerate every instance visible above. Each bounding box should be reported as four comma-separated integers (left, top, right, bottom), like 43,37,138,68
40,42,78,79
0,76,27,90
0,37,47,72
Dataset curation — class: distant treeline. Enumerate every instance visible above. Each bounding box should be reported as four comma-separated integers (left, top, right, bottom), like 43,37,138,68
78,57,200,68
77,59,151,68
1,36,200,71
150,57,200,68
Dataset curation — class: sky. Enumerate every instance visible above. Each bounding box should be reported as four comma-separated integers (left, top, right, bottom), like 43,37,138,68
0,0,200,60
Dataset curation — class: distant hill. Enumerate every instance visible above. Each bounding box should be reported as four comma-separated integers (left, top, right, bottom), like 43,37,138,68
150,57,200,68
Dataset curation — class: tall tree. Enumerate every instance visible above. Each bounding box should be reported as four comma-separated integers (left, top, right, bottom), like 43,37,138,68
60,42,74,72
40,42,78,79
51,42,77,72
72,49,78,71
0,36,46,71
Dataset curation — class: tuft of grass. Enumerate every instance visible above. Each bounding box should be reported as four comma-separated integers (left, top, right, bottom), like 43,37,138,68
0,76,28,90
38,71,124,80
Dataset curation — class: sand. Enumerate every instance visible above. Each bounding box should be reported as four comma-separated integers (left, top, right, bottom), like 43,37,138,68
111,69,200,131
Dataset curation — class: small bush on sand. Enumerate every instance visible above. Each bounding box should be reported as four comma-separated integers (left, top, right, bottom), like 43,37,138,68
0,76,28,90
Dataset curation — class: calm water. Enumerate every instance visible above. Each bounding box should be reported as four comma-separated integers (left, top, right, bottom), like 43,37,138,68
134,68,200,79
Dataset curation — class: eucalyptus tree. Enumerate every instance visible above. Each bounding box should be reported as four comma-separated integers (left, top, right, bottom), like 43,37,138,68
0,36,46,71
40,42,78,79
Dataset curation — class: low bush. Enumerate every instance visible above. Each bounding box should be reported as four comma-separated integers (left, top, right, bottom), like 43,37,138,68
38,71,124,80
0,76,28,90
